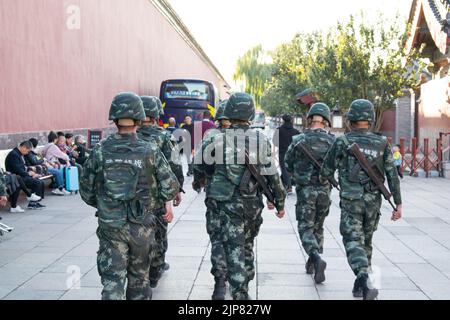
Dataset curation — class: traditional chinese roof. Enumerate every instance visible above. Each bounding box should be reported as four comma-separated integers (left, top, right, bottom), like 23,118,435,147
407,0,450,56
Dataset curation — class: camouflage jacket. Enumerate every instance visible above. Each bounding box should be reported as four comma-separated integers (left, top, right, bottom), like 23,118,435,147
285,128,335,186
138,125,184,190
80,133,180,228
194,124,286,211
0,170,6,197
320,129,402,204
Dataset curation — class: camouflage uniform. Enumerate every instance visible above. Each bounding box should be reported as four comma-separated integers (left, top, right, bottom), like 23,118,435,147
285,128,335,257
0,171,6,197
285,103,335,282
320,99,402,299
80,93,180,300
137,96,184,283
194,93,286,300
204,101,229,284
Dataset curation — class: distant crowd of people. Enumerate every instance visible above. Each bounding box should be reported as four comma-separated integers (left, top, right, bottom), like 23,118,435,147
1,131,88,212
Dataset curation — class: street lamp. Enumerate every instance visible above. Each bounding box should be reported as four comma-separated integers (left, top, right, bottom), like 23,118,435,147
294,114,303,127
332,104,343,129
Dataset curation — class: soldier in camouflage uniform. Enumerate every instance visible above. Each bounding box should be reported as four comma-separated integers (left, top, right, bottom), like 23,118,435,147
202,100,230,300
137,96,184,288
80,92,180,300
214,100,231,129
0,171,9,234
285,103,335,284
193,93,286,300
320,99,402,300
0,171,7,207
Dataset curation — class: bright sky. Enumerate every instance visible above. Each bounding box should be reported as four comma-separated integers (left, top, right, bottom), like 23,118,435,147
168,0,413,86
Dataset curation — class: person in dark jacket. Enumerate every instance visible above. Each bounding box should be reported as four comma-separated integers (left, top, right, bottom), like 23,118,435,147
272,114,300,193
25,138,68,196
74,135,88,165
181,115,195,176
5,141,45,209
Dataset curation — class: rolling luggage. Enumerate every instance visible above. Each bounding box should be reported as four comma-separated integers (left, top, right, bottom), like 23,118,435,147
65,166,79,193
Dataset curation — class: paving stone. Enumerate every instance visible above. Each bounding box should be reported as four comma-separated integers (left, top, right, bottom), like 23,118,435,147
3,289,65,300
257,286,319,300
1,176,450,300
60,287,102,300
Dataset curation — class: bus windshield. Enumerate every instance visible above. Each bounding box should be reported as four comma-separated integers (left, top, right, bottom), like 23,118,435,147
163,81,211,101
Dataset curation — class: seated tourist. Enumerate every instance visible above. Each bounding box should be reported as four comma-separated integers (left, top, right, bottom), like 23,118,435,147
65,133,78,156
74,135,88,165
5,141,45,209
3,171,41,212
42,131,71,166
26,137,69,196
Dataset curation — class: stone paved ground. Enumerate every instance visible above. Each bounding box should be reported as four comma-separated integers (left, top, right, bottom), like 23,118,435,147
0,175,450,300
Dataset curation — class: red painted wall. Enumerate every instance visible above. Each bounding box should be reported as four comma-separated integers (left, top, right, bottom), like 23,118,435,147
379,109,396,139
0,0,227,135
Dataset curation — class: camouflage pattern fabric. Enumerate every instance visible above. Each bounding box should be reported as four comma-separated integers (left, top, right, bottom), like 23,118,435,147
205,198,228,279
0,171,6,197
307,103,331,124
206,193,264,299
109,92,146,121
346,99,375,123
320,128,402,276
339,193,381,274
96,222,155,300
205,192,262,282
193,124,286,299
285,128,335,256
243,198,264,290
285,128,335,186
149,208,168,279
223,93,256,122
138,125,184,191
80,132,179,300
137,125,183,275
203,127,228,280
295,186,331,255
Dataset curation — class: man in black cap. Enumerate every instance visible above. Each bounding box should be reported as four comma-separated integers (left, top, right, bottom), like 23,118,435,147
273,114,300,193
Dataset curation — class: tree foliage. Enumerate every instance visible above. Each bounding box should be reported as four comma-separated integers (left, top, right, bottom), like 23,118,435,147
233,45,272,107
235,14,424,129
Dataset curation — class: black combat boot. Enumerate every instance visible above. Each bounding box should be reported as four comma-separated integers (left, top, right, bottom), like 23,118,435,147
305,257,315,275
233,292,251,300
212,277,226,300
311,252,327,284
149,267,160,288
355,273,378,300
352,278,363,298
162,262,170,272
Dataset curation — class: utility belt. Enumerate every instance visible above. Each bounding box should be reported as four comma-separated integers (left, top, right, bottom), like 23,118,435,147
348,162,384,193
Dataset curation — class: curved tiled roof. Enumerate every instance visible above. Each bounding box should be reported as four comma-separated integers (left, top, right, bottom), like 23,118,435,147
408,0,450,55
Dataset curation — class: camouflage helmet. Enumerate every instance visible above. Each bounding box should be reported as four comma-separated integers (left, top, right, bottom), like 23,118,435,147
140,96,161,119
347,99,375,123
109,92,145,121
215,99,229,120
307,102,331,125
223,93,255,121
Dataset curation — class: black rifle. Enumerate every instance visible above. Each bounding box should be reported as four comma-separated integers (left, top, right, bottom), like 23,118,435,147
241,150,275,204
347,143,397,211
295,142,340,190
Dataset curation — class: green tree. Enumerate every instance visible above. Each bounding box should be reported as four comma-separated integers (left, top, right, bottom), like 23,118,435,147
233,45,272,107
245,14,424,129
